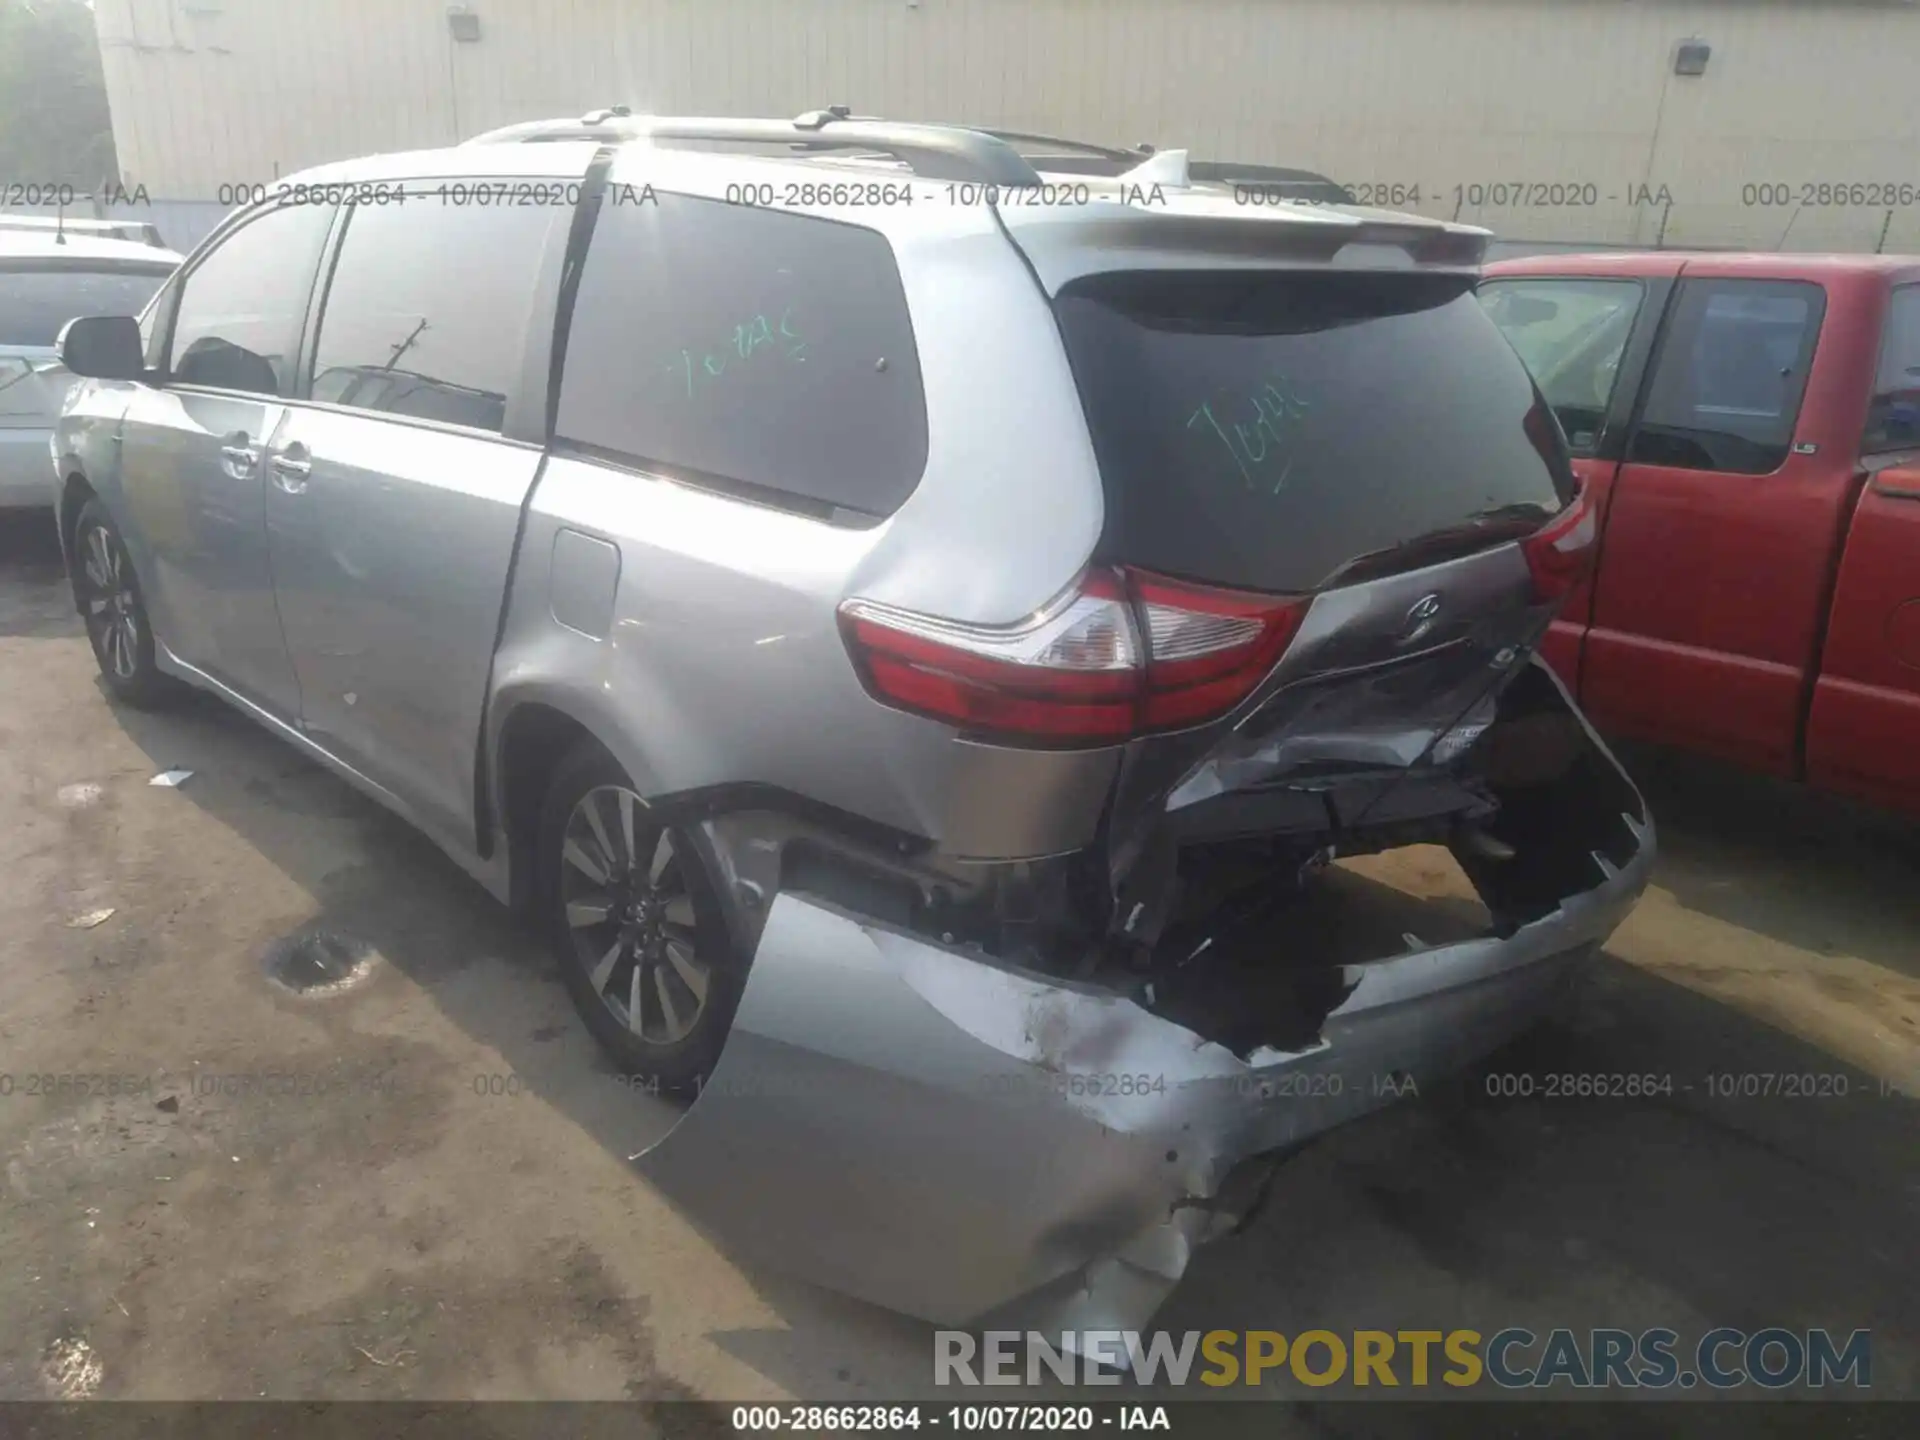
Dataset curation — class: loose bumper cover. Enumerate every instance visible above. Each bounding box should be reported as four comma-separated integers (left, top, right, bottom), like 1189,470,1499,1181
634,672,1655,1338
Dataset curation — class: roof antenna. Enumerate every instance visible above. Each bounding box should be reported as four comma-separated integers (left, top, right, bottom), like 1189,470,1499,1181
1120,148,1189,190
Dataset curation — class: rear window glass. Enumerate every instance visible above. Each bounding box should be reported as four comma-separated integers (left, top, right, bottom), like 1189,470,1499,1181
555,192,928,519
1629,279,1823,475
1054,271,1574,593
1864,285,1920,455
0,265,172,346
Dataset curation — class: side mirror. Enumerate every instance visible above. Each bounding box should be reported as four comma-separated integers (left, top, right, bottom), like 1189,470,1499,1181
57,315,146,382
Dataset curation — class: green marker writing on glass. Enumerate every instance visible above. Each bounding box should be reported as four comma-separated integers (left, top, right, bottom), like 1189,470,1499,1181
1186,376,1312,491
668,306,807,397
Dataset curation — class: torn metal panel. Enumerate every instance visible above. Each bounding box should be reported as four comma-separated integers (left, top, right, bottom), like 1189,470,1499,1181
1100,542,1545,919
634,795,1652,1335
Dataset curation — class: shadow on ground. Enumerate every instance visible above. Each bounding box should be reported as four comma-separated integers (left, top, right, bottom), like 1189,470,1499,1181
1616,739,1920,980
705,958,1917,1422
0,511,74,640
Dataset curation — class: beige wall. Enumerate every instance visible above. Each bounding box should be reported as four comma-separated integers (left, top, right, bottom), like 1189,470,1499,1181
94,0,1920,251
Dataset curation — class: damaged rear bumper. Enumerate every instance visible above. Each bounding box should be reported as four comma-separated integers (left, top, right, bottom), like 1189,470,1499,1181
633,665,1655,1335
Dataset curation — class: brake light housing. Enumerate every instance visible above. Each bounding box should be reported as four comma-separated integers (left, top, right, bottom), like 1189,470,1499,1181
1520,488,1596,604
839,568,1309,747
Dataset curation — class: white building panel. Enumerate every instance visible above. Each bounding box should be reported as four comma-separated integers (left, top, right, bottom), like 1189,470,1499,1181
89,1,1920,251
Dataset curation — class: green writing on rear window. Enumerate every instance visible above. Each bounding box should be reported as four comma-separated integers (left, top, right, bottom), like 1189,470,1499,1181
1185,377,1313,491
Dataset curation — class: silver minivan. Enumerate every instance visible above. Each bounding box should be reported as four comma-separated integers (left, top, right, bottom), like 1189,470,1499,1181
51,112,1653,1342
0,229,178,509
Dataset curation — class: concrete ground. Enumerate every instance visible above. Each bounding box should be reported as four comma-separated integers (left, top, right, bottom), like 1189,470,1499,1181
1,511,1915,1423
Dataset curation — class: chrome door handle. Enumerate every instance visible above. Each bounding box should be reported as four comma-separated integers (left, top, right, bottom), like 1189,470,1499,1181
218,432,259,479
270,449,311,494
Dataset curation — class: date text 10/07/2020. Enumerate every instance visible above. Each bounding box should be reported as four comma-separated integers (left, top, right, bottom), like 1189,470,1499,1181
729,1407,1172,1432
210,180,659,209
1232,182,1677,209
719,181,1168,209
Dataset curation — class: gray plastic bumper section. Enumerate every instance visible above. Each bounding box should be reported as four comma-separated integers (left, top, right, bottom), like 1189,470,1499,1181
633,806,1652,1335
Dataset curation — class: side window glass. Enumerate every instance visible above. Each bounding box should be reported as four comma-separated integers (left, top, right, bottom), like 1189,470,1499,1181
1629,279,1824,475
307,192,558,434
1479,278,1643,453
1863,285,1920,455
554,190,929,518
168,203,334,396
0,355,36,419
0,267,173,347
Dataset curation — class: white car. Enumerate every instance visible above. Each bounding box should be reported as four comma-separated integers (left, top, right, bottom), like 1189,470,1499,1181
1,227,180,510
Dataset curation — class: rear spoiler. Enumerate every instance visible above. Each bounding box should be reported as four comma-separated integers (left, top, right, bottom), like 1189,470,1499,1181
1028,153,1357,207
997,199,1491,295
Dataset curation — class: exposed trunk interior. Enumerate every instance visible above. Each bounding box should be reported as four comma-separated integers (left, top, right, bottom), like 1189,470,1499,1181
764,664,1635,1059
731,663,1640,1065
1129,663,1643,1055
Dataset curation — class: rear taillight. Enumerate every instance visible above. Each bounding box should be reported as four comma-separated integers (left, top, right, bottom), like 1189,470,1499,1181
839,569,1309,746
839,571,1142,742
1520,489,1596,604
1129,570,1309,730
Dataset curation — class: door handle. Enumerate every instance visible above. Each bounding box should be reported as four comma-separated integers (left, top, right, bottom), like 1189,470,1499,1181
270,444,312,495
218,431,260,480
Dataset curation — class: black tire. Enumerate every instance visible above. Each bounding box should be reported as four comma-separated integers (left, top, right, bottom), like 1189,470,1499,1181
71,498,176,709
537,742,742,1094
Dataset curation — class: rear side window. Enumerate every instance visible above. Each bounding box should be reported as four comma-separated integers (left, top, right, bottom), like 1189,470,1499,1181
1628,278,1824,475
169,203,335,396
309,193,560,434
1864,285,1920,455
1479,277,1643,453
555,192,927,519
1054,271,1573,594
0,265,173,346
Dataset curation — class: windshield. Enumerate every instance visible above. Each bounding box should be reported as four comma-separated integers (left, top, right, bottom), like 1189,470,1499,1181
1055,270,1576,593
0,264,173,346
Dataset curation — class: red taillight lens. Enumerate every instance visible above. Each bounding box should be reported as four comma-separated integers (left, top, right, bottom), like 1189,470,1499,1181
1520,489,1596,604
839,568,1309,746
1128,569,1310,730
840,570,1142,742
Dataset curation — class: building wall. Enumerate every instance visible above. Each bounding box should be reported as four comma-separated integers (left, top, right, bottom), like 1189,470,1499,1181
92,0,1920,252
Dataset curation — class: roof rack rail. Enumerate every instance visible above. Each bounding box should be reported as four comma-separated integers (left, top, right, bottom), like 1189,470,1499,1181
464,108,1043,185
973,129,1152,164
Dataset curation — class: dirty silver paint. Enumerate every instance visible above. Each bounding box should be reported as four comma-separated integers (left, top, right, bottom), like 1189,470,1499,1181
635,677,1655,1340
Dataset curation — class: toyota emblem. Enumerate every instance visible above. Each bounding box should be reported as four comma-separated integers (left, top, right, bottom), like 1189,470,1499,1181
1401,593,1443,645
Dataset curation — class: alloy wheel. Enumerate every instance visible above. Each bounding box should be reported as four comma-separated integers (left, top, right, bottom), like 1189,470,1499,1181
80,523,140,680
557,785,713,1045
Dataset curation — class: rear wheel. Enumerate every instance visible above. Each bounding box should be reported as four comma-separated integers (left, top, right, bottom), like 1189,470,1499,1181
72,499,174,708
537,744,741,1094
